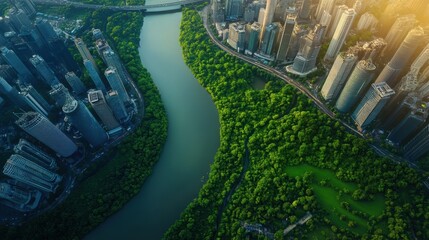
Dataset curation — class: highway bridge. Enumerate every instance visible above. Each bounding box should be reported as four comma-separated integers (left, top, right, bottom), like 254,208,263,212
32,0,206,12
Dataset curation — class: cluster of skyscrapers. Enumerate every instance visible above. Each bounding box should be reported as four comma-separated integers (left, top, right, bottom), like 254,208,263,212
0,0,134,213
213,0,429,162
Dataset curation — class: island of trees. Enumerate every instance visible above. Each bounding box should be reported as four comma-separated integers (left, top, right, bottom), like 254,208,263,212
164,8,429,239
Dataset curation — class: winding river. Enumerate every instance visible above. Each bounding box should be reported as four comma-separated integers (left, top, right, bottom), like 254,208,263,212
85,10,220,240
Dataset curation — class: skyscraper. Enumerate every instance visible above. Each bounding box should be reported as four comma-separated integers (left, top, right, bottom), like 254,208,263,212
357,12,378,31
227,23,246,52
74,38,97,68
19,84,52,116
374,27,425,88
14,138,58,171
298,0,311,20
286,24,309,61
404,124,429,161
65,71,86,95
15,112,78,157
382,15,416,58
0,77,30,109
335,60,376,113
0,47,34,84
0,182,40,211
260,23,280,56
62,98,108,147
326,5,348,39
261,0,277,39
321,52,357,101
324,9,356,62
29,55,59,86
7,8,32,33
106,90,128,123
387,105,428,145
225,0,244,20
84,59,107,93
288,24,325,75
315,0,335,22
105,67,130,103
88,90,120,131
352,82,395,129
276,15,295,62
245,22,261,55
49,83,72,107
103,50,128,84
9,0,37,18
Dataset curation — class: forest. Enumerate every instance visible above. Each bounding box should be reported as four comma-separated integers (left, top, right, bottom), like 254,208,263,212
164,8,429,239
0,8,168,240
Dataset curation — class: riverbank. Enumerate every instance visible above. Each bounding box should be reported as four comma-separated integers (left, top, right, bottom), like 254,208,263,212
165,8,429,239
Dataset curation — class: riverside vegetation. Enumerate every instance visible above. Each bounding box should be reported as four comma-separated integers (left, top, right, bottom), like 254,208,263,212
0,8,167,240
164,8,429,239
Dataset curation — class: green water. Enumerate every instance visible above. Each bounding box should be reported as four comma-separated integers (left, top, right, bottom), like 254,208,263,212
85,12,220,240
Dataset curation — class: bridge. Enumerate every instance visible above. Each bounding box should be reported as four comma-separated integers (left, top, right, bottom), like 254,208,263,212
32,0,206,12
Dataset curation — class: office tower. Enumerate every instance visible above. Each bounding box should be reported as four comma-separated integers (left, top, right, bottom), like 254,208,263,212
336,60,376,113
286,24,309,61
245,22,261,55
64,72,86,95
106,90,128,123
227,23,246,52
383,15,416,58
105,67,130,103
95,40,110,61
276,15,295,61
88,90,120,130
258,8,265,25
19,84,52,116
298,0,311,20
327,5,348,39
0,47,34,84
375,27,425,88
103,50,127,84
321,52,357,101
84,59,107,93
225,0,244,20
0,65,18,83
404,124,429,161
382,92,419,130
9,0,37,18
14,139,58,171
357,12,378,31
74,38,98,69
212,0,225,23
49,83,71,107
0,182,40,211
92,28,104,41
260,23,280,56
353,0,363,13
315,0,335,22
324,9,356,62
387,102,428,145
319,10,332,31
0,77,29,109
261,0,277,39
15,111,77,157
244,3,257,22
352,82,395,129
3,154,62,193
7,8,32,33
62,98,108,147
34,19,58,47
29,55,59,86
288,24,325,75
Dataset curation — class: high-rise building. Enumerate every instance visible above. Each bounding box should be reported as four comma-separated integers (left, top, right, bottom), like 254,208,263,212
95,40,110,62
315,0,335,22
225,0,244,20
404,124,429,161
0,47,34,85
3,154,62,193
352,82,395,129
92,28,104,41
286,24,309,61
49,83,71,107
288,24,325,75
382,92,420,131
356,12,378,31
326,5,348,38
14,139,58,171
103,50,128,84
245,22,261,55
382,15,416,58
276,15,295,61
324,8,356,62
261,0,278,39
260,23,280,56
212,0,225,23
335,60,376,113
9,0,37,18
0,77,29,109
321,52,357,101
298,0,311,20
19,84,52,116
0,65,17,83
84,59,107,93
106,90,128,123
15,111,77,157
88,90,120,131
374,27,425,88
62,98,108,147
258,8,265,25
105,67,130,103
319,10,332,31
29,55,59,86
227,23,246,52
7,8,32,33
0,182,40,211
65,71,86,95
74,38,98,70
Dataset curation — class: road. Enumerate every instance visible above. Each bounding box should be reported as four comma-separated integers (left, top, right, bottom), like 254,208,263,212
33,0,205,11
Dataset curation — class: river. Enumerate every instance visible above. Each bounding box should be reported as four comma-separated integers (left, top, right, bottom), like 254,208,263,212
85,11,220,240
